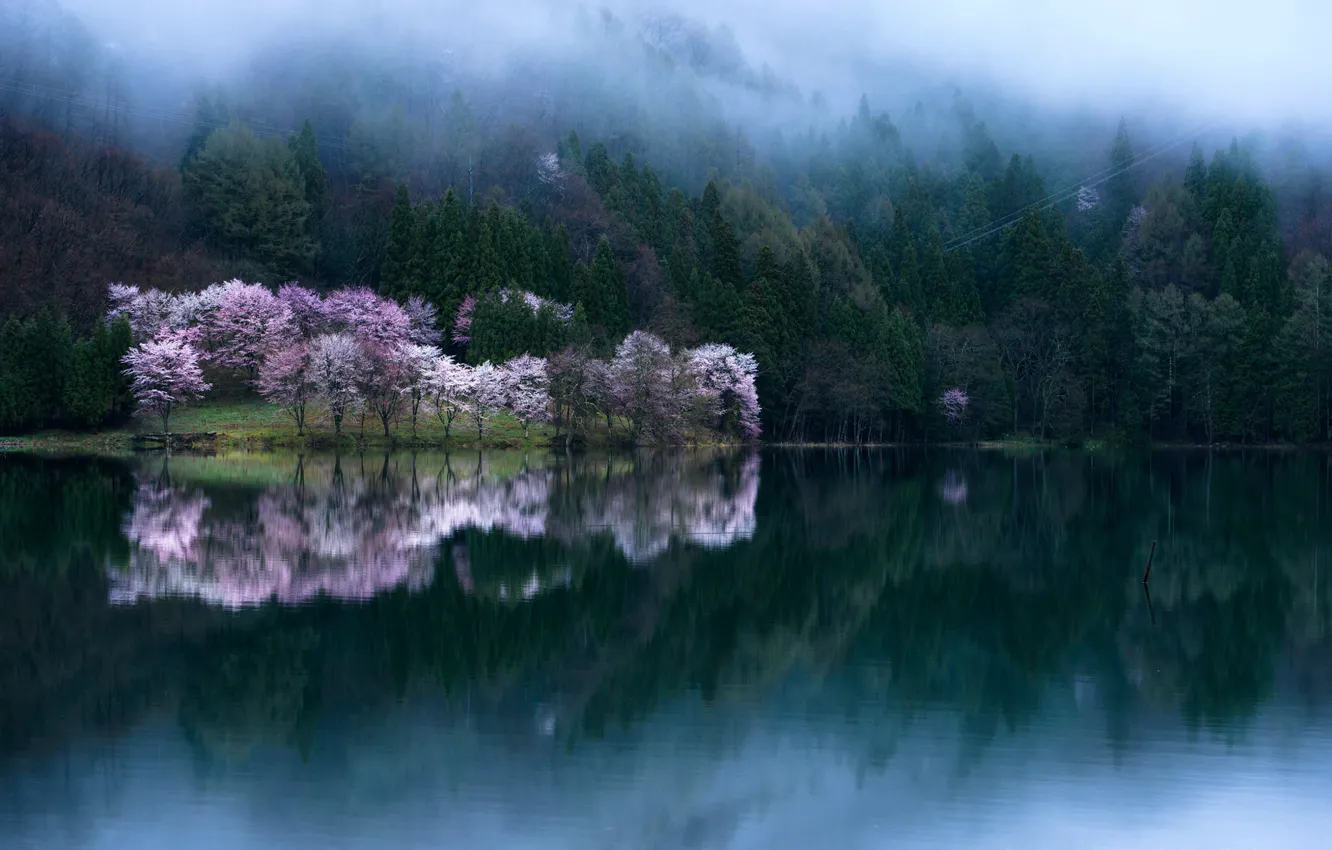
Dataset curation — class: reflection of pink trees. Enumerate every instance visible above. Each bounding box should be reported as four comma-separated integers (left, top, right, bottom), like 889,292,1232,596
112,455,555,608
110,451,762,607
123,479,210,564
938,470,968,506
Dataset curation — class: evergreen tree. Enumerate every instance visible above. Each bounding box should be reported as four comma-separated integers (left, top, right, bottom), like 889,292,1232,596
287,120,328,225
998,210,1052,304
379,183,416,298
575,237,630,340
711,210,744,292
183,121,315,276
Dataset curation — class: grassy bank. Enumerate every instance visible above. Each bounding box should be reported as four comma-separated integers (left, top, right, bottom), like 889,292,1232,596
0,400,562,453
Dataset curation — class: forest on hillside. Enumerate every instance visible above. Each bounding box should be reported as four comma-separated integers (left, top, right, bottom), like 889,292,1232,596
2,0,1331,443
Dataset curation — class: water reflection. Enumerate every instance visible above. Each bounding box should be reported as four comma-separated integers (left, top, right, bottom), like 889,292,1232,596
111,451,760,608
4,449,1332,848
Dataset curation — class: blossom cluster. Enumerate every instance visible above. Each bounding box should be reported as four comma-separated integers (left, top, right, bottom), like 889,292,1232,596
110,283,761,441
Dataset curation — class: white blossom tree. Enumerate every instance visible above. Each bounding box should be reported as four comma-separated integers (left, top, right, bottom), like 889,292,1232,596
399,343,440,437
611,331,675,441
403,296,442,346
469,361,508,440
310,333,363,436
502,354,551,439
107,283,176,342
428,354,475,441
688,343,761,439
122,337,212,434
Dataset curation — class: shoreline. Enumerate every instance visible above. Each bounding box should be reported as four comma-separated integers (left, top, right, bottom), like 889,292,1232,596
5,432,1328,457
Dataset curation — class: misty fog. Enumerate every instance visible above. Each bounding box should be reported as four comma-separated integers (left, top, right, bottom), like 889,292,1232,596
50,0,1332,128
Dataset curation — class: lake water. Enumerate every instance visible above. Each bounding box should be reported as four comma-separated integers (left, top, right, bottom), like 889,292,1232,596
2,448,1331,849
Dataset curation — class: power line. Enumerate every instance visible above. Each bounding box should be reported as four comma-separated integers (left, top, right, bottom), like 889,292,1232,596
943,120,1220,253
943,120,1216,250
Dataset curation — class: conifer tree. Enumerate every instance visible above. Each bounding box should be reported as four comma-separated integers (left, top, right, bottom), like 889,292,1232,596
380,183,416,298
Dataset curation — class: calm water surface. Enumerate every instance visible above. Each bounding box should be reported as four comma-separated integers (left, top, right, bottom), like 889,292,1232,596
2,448,1331,849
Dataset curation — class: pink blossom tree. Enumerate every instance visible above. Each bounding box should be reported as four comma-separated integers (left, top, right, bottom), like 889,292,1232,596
310,333,362,436
428,354,474,440
688,343,761,440
278,283,329,338
257,343,315,435
468,361,508,440
452,294,477,346
207,281,294,378
326,287,412,347
610,331,675,441
502,354,551,439
122,337,212,434
358,341,412,437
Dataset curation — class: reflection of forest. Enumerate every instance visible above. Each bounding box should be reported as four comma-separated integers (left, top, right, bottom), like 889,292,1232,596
2,450,1331,764
110,450,760,607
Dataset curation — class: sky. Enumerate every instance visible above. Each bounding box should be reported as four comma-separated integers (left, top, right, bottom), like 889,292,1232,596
52,0,1332,127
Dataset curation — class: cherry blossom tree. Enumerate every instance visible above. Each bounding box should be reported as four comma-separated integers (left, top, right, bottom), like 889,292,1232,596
207,281,294,378
452,294,477,346
168,285,226,343
938,387,970,426
502,354,551,439
404,296,442,346
107,283,176,342
688,343,761,439
611,331,675,440
310,333,362,436
358,341,412,437
535,151,566,197
469,361,508,440
257,343,315,435
428,354,474,440
326,287,412,347
399,343,440,437
548,347,606,445
122,337,212,434
586,358,616,433
278,283,329,338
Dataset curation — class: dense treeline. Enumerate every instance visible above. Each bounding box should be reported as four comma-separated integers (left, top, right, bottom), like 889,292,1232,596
4,4,1332,443
0,312,132,434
